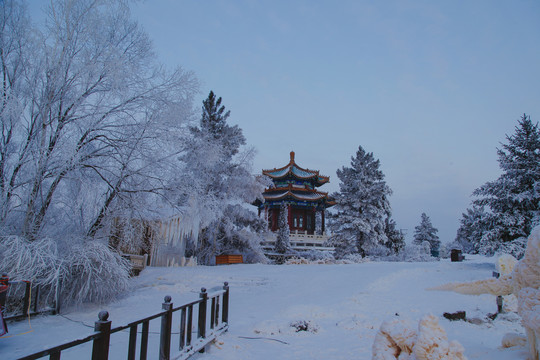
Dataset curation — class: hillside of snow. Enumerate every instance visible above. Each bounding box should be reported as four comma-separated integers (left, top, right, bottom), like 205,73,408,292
2,256,530,359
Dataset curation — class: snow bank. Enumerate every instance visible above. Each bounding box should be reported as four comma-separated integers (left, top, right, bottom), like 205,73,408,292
433,225,540,360
372,314,466,360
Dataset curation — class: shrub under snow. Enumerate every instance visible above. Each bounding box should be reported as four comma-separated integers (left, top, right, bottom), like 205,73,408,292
0,236,130,308
383,243,434,262
60,240,131,305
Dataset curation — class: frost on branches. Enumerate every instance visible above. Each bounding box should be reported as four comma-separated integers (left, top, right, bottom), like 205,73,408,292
458,114,540,256
189,204,269,265
454,205,489,254
413,213,440,257
0,236,131,308
180,91,268,264
275,202,292,255
329,145,401,258
0,0,198,304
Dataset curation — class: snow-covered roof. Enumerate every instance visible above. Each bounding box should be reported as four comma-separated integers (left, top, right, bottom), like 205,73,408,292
262,151,329,186
262,189,330,202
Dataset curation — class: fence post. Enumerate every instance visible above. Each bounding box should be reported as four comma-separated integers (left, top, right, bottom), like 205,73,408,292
159,295,173,360
222,282,229,324
23,281,31,316
54,277,62,315
92,311,111,360
198,288,208,353
33,284,40,313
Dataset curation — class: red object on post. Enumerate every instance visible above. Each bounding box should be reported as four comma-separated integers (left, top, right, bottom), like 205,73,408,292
0,274,9,336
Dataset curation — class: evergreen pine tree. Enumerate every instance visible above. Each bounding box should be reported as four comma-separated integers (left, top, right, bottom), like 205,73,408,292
454,205,490,254
329,145,392,257
195,90,245,157
385,218,406,254
413,213,440,256
182,91,266,264
472,114,540,248
275,203,291,254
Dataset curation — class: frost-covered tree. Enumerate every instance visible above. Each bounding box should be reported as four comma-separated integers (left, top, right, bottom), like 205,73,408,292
454,205,490,254
471,114,540,252
0,0,197,240
193,204,269,265
329,146,392,257
180,91,267,263
0,0,198,304
275,203,291,254
413,213,440,255
385,217,406,254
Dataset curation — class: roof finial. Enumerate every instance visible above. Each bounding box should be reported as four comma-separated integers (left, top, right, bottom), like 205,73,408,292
290,151,295,163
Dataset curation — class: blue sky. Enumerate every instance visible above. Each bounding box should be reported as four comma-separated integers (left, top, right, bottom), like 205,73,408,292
128,0,540,243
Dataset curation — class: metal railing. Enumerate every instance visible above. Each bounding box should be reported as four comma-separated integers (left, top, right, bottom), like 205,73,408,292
18,282,230,360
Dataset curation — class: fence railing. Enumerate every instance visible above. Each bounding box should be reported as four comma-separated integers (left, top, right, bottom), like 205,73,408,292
2,275,59,322
18,282,230,360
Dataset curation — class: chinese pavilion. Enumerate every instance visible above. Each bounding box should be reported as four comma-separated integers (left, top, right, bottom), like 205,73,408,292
255,151,335,235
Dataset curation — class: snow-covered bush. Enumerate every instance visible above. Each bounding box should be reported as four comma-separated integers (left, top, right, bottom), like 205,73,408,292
342,253,369,263
295,249,335,262
60,239,131,305
194,204,268,265
366,244,391,259
0,236,61,312
0,235,131,307
386,243,434,262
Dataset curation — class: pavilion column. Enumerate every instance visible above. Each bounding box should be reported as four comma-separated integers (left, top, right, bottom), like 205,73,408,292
321,210,325,234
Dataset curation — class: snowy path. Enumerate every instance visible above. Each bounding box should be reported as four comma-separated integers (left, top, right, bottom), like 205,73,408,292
1,257,529,359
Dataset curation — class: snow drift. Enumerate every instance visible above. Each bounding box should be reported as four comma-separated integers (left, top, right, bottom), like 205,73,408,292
372,314,466,360
432,226,540,360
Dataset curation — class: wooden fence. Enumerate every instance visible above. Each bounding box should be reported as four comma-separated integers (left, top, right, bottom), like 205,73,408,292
2,276,59,322
17,283,230,360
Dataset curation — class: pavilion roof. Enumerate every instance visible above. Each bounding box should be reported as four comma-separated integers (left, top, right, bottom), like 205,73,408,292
262,151,330,186
263,189,333,202
261,184,336,207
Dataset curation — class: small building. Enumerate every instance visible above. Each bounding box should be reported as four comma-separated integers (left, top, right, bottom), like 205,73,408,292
254,151,335,251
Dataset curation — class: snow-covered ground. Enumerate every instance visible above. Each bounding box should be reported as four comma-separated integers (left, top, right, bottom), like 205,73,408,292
2,256,530,359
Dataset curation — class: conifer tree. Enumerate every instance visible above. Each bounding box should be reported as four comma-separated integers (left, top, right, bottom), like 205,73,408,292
385,218,406,254
413,213,440,255
329,145,392,256
454,205,490,254
275,203,291,254
472,114,540,250
182,91,266,264
195,90,245,157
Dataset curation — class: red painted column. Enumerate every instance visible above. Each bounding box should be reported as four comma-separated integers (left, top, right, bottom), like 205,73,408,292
321,210,325,234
